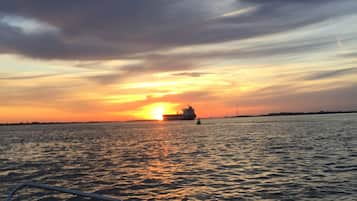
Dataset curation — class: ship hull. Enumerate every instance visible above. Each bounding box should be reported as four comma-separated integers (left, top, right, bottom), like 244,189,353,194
163,114,195,121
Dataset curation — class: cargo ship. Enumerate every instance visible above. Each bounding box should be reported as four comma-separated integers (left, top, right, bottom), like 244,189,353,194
163,106,196,120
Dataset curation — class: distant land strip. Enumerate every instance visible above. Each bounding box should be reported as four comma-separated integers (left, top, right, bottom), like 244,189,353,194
226,110,357,118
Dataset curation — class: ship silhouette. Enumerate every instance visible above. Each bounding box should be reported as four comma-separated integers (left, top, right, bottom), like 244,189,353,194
163,105,196,120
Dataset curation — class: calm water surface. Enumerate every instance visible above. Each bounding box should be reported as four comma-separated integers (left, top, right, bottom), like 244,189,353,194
0,114,357,200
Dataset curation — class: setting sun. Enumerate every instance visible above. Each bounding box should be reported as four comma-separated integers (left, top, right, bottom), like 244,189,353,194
128,102,179,120
151,106,164,120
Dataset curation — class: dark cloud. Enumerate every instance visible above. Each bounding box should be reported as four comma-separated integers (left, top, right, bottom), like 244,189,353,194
251,84,304,99
171,72,212,77
146,36,337,62
132,33,357,71
0,73,59,80
340,52,357,58
87,73,124,85
305,67,357,80
241,0,335,4
230,82,357,113
87,57,198,85
0,0,356,60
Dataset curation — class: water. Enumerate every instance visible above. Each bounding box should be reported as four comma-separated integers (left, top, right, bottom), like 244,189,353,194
1,114,357,200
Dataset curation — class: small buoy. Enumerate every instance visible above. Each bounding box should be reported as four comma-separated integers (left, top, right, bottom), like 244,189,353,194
196,119,201,125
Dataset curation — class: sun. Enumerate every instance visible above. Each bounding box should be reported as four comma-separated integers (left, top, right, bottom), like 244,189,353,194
132,102,178,120
151,106,165,120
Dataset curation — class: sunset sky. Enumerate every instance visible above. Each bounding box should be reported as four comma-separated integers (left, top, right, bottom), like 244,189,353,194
1,0,357,122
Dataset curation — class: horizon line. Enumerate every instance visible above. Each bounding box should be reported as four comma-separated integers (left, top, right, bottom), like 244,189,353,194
1,110,356,125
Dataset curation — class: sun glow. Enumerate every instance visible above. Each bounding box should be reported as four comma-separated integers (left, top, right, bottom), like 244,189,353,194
130,102,179,120
151,106,165,120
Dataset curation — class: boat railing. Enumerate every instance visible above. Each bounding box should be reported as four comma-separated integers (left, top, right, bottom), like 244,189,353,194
6,182,120,201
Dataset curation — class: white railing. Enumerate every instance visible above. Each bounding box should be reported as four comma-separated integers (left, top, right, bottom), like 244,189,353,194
7,182,120,201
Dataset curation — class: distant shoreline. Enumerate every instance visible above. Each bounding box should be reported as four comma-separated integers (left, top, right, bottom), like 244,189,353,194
226,110,357,118
1,110,356,126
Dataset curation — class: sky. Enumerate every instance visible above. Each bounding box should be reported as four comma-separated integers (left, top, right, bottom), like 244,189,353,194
1,0,357,122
